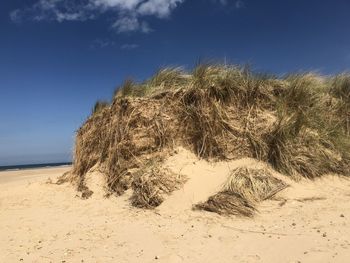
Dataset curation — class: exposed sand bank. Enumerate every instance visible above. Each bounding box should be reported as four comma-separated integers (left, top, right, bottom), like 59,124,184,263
1,164,350,262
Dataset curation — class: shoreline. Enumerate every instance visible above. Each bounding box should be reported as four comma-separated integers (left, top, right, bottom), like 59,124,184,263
0,163,72,173
0,166,71,184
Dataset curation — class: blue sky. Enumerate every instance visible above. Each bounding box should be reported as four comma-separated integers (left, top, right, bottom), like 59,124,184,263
0,0,350,165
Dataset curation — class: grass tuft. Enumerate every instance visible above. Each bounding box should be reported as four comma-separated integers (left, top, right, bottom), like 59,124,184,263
92,100,109,114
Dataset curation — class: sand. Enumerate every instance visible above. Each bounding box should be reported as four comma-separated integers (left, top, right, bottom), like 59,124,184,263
1,157,350,263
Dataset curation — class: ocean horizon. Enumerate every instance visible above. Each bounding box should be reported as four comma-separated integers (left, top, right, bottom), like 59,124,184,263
0,162,72,172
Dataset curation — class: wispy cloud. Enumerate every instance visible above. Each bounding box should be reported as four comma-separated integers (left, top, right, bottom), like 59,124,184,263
235,0,245,9
120,43,139,50
215,0,228,5
10,0,244,33
9,9,22,23
90,39,116,49
112,16,151,33
212,0,245,9
10,0,184,33
89,39,139,50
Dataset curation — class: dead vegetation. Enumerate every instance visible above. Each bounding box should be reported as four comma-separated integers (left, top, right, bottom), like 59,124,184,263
296,196,327,202
223,167,288,202
62,63,350,215
195,167,288,216
131,165,186,208
195,191,257,217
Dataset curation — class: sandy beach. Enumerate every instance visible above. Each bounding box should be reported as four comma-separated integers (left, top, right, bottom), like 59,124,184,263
1,159,350,263
3,1,350,262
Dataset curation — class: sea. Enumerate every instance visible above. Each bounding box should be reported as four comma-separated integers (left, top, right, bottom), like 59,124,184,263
0,162,72,172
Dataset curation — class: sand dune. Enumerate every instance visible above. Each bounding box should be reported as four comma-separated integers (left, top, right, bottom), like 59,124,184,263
1,158,350,263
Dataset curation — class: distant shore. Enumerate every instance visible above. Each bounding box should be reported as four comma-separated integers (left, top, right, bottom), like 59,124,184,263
0,166,71,184
0,162,72,172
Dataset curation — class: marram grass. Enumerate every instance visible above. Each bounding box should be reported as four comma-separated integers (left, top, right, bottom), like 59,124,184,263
61,63,350,214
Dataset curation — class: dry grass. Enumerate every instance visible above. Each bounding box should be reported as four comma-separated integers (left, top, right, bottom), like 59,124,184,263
195,167,287,216
195,191,257,217
223,167,288,202
65,63,350,211
263,74,350,178
131,164,185,208
328,74,350,135
145,68,189,93
92,100,109,114
296,196,327,202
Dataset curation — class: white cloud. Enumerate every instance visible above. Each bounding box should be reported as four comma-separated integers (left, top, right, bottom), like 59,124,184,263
55,12,88,22
112,16,139,32
137,0,184,18
10,0,240,33
112,16,151,33
10,0,182,32
14,0,94,23
92,0,143,10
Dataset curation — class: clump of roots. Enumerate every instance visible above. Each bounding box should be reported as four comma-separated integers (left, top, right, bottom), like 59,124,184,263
195,167,288,216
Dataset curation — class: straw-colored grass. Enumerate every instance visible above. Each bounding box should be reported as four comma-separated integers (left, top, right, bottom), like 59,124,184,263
328,74,350,135
195,167,288,216
131,165,185,208
92,100,109,114
263,74,350,178
195,191,257,217
64,63,350,212
223,167,288,202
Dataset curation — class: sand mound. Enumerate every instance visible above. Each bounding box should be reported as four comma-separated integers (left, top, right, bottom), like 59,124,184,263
84,166,107,199
61,64,350,216
159,148,264,212
159,148,288,215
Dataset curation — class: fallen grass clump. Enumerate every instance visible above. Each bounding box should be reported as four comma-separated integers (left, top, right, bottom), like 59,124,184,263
195,191,257,217
195,167,287,216
223,167,288,202
131,165,185,208
65,62,350,213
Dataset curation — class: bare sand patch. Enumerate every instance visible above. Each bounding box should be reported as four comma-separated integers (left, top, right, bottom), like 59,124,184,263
1,165,350,262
